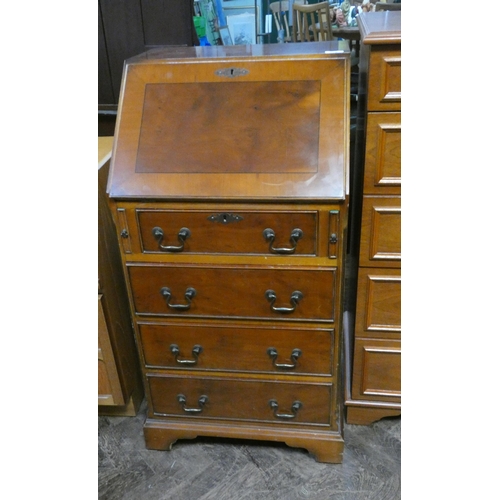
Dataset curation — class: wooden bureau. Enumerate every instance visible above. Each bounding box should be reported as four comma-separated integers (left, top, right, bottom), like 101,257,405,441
107,42,350,463
346,12,401,425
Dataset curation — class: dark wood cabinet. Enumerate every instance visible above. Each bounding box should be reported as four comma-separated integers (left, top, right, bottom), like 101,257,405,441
98,0,197,124
107,42,350,463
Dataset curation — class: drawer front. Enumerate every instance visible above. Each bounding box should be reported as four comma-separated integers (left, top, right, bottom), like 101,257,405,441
148,375,332,425
355,268,401,339
367,46,401,112
363,112,401,195
128,264,336,321
138,322,333,375
359,196,401,268
137,209,318,256
350,338,401,404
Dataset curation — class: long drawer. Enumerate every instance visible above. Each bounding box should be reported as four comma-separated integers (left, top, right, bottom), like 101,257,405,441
127,264,336,321
147,374,332,426
138,322,333,375
137,209,318,255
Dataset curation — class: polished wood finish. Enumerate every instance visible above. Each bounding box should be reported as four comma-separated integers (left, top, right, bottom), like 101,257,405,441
346,12,401,425
137,208,318,255
354,268,401,340
148,375,332,425
359,196,401,267
127,264,336,320
98,137,144,416
363,112,401,194
115,201,340,260
108,43,350,462
345,405,401,426
107,43,349,201
138,321,334,375
367,47,401,112
350,338,401,402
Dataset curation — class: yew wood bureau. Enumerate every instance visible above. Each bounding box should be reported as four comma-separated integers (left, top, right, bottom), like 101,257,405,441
346,12,401,425
107,43,350,463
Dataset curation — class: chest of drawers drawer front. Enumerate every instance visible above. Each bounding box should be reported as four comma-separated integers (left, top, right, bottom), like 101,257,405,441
363,112,401,195
359,196,401,268
355,268,401,339
138,322,333,375
128,264,336,321
148,375,332,425
367,46,401,112
137,210,318,256
350,338,401,403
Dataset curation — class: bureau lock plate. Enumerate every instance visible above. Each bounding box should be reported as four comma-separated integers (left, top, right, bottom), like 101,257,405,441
208,213,244,224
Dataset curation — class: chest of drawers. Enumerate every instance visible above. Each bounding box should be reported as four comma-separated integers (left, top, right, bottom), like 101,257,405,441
346,12,401,425
107,43,350,463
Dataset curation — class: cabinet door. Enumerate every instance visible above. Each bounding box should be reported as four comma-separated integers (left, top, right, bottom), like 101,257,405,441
359,196,401,268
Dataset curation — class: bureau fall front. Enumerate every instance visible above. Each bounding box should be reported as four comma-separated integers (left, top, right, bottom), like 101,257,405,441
107,42,350,463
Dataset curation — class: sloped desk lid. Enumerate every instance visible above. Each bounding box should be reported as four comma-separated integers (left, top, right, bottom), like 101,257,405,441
107,43,349,201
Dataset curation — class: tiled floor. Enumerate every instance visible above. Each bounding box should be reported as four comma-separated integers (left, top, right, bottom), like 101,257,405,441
98,399,400,500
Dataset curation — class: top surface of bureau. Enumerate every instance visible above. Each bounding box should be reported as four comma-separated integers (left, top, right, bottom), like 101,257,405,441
107,42,349,202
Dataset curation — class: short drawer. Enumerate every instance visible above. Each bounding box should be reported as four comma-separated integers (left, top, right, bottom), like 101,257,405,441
354,268,401,339
148,374,332,426
367,46,401,112
137,209,318,256
359,196,400,268
128,264,336,321
138,322,333,375
350,338,401,404
363,112,401,195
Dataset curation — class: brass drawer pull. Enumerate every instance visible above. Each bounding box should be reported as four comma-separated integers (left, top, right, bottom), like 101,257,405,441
269,399,302,419
265,289,303,314
267,347,302,369
160,287,196,310
177,394,208,414
170,344,203,365
152,226,190,252
263,228,303,254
